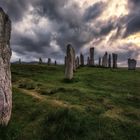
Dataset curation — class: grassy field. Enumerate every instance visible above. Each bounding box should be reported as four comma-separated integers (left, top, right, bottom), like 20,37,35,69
0,64,140,140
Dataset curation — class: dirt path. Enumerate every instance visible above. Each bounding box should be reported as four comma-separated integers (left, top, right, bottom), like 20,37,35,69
13,85,83,110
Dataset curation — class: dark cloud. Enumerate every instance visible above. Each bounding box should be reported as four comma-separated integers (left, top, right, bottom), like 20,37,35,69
125,14,140,36
0,0,31,21
123,0,140,37
0,0,139,65
84,2,106,22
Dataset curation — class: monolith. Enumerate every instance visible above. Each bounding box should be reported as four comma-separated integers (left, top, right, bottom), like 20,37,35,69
19,59,21,64
54,60,57,66
99,57,101,67
102,52,108,67
65,44,74,80
76,56,80,68
80,53,84,66
87,56,90,66
112,53,118,68
39,57,42,64
108,54,111,68
89,47,94,66
48,58,51,65
72,48,76,72
128,59,137,70
0,7,12,125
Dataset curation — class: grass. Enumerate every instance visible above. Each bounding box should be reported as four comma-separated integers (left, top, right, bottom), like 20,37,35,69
0,64,140,140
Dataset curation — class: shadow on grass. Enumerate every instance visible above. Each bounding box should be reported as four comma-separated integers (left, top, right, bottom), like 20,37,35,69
37,87,81,96
62,78,80,84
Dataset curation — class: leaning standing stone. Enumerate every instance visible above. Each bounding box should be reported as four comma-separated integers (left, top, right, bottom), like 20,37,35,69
0,7,12,126
65,44,74,80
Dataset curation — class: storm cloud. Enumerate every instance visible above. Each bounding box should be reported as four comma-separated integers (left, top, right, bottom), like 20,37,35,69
0,0,140,66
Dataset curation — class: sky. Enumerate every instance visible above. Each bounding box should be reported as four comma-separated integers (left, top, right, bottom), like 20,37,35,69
0,0,140,66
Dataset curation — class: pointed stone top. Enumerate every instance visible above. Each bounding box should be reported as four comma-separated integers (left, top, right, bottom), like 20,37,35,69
0,7,3,12
67,43,72,49
0,7,10,22
105,51,108,55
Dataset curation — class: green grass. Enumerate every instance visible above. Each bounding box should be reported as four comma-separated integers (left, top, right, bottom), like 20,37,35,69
0,64,140,140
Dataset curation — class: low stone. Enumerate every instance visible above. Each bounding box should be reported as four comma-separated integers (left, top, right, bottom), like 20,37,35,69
128,58,137,70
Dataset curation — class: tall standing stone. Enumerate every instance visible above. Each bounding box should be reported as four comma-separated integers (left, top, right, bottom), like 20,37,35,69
87,56,90,66
108,54,111,68
19,59,21,64
112,53,118,68
65,44,74,80
76,56,80,68
72,48,76,72
48,58,51,65
89,47,94,66
128,59,137,70
102,52,108,67
80,53,84,66
0,8,12,125
99,57,101,67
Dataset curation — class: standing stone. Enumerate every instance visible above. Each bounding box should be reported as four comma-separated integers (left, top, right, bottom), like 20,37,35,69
99,57,101,67
76,56,80,68
102,52,108,67
65,44,74,80
108,54,111,68
19,59,21,64
39,57,42,64
0,8,12,125
80,53,84,66
87,56,90,66
112,53,118,68
128,59,137,70
54,60,57,66
89,47,94,66
72,48,76,72
48,58,51,65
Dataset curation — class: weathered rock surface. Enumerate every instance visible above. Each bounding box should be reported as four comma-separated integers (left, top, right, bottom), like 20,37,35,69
89,47,94,66
0,7,12,126
65,44,74,80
